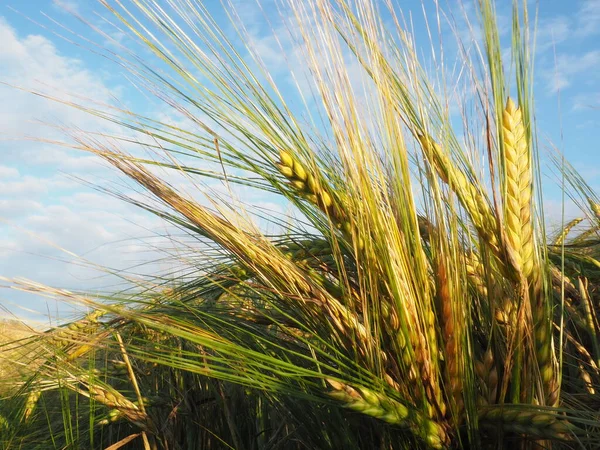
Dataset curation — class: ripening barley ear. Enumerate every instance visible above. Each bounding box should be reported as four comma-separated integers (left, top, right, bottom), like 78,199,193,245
589,199,600,222
278,150,337,217
326,379,450,449
85,383,156,432
416,135,518,279
474,348,499,406
552,217,584,246
435,259,462,420
277,150,365,249
22,389,41,423
478,407,579,441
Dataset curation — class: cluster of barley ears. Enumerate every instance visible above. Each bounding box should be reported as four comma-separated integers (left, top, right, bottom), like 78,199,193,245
2,0,600,448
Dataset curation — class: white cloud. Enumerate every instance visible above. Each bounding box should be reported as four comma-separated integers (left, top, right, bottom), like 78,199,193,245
0,199,43,218
0,17,115,140
0,174,77,197
18,147,108,172
0,166,19,178
2,197,169,281
0,16,171,320
0,238,21,258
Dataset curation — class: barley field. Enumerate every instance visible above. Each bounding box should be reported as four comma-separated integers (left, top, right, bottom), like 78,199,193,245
1,0,600,449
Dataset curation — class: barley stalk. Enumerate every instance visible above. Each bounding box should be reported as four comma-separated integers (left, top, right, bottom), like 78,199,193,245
114,331,155,450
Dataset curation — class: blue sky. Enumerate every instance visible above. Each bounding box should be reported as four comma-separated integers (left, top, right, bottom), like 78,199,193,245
1,0,599,323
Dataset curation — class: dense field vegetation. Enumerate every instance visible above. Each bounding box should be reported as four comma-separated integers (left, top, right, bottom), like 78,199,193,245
2,0,600,448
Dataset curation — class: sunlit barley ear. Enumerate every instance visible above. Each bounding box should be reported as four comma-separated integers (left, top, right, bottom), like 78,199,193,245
588,199,600,222
503,97,534,279
278,150,338,220
277,150,364,249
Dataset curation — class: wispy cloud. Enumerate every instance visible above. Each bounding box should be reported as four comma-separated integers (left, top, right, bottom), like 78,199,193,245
52,0,80,14
572,91,600,111
544,198,585,229
545,50,600,93
575,0,600,38
532,0,599,57
535,16,571,53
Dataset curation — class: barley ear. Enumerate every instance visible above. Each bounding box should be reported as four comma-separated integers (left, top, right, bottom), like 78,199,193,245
502,97,534,279
478,407,577,441
416,135,514,278
278,150,362,248
553,217,584,246
475,348,498,405
326,380,449,449
86,384,154,432
588,198,600,222
23,389,41,423
503,97,558,405
436,260,462,420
